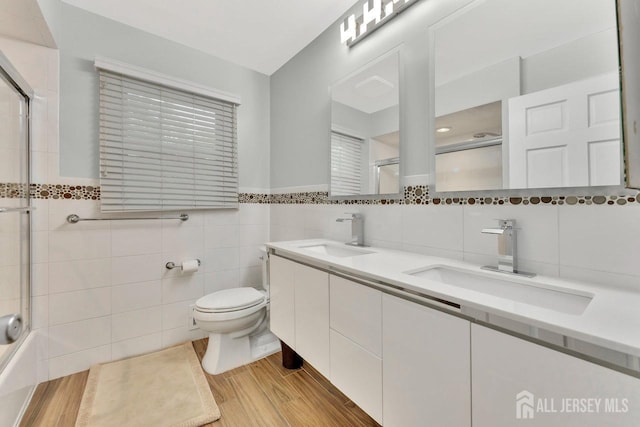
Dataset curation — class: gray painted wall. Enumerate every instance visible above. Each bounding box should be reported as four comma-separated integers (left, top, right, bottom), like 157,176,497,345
53,2,270,189
270,0,473,189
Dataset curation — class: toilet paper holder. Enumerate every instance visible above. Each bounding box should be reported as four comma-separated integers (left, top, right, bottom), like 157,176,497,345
166,259,201,270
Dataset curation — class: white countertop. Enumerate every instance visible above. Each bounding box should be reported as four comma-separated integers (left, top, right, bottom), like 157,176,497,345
266,238,640,358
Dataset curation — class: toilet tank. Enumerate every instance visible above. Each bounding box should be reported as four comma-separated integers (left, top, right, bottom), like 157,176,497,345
259,246,269,294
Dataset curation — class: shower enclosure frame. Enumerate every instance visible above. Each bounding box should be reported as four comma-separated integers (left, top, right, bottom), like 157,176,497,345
0,50,33,375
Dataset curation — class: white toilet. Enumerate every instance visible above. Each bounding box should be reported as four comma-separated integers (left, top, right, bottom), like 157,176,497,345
193,247,278,375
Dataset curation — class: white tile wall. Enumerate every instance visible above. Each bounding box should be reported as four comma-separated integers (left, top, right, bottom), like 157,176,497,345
32,200,271,379
402,204,464,252
111,307,162,342
204,269,240,294
48,258,111,293
162,301,194,330
49,287,111,325
111,254,162,285
162,273,204,304
48,345,111,380
161,327,203,348
111,333,162,361
270,202,640,292
111,281,161,314
559,203,640,278
205,247,240,272
48,317,111,358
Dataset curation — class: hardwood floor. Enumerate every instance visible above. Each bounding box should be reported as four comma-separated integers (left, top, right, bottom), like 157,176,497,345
20,338,380,427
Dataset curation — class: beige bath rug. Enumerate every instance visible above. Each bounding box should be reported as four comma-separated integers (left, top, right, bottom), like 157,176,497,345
76,342,220,427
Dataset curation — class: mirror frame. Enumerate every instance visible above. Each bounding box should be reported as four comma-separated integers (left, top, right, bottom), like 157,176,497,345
618,0,640,190
427,0,631,199
328,47,405,201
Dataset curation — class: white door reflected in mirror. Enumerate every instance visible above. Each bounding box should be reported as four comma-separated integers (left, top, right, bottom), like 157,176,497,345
432,0,622,192
330,51,401,198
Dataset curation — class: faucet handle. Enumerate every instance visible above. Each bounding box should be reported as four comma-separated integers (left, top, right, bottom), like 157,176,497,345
481,227,506,235
492,219,516,228
336,212,362,223
482,219,518,234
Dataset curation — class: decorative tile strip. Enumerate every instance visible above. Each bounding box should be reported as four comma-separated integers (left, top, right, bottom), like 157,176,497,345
404,185,428,205
428,194,638,206
268,192,330,204
0,183,28,198
0,183,101,200
238,193,271,204
31,183,101,200
1,182,637,207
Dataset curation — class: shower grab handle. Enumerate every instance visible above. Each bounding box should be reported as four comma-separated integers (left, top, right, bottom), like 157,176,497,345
0,314,23,345
0,206,35,213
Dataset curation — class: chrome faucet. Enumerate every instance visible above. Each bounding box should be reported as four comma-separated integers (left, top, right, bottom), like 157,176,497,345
481,219,535,277
336,213,365,246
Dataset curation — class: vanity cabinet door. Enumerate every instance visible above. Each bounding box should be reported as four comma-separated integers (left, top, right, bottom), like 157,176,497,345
472,324,640,427
382,294,471,427
269,255,296,347
293,262,330,377
269,255,330,376
329,275,382,423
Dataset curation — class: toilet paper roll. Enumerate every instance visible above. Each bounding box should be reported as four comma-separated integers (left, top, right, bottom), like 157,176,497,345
181,259,200,273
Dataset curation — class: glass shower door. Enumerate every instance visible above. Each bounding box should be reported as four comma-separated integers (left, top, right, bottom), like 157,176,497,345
0,61,31,373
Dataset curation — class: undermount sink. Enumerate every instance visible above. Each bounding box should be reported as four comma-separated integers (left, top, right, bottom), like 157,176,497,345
299,243,375,258
407,266,593,315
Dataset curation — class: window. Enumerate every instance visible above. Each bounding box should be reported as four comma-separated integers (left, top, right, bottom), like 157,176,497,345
330,130,364,196
97,59,239,212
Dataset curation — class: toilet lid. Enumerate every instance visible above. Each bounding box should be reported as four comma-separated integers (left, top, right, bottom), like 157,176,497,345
196,287,266,313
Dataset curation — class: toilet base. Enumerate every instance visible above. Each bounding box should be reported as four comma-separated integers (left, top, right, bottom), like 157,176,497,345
202,333,250,375
201,330,280,375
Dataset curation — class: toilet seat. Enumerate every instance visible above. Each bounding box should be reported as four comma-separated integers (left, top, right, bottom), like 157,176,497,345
196,287,266,313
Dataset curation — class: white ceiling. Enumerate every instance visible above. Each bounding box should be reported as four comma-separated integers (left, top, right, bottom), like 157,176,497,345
60,0,357,75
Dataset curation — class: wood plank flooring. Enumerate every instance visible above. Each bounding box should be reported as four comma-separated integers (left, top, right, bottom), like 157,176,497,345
20,338,380,427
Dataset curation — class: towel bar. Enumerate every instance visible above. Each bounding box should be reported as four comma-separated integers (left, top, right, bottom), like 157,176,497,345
66,213,189,223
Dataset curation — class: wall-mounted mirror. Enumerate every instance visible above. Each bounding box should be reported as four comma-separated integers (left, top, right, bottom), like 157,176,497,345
432,0,622,192
618,0,640,190
330,51,401,198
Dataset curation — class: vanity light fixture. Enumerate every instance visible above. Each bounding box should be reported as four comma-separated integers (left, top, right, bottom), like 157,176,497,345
436,126,452,133
340,0,422,47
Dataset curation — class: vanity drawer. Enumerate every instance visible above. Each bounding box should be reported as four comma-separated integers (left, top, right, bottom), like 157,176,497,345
329,274,382,357
330,329,383,424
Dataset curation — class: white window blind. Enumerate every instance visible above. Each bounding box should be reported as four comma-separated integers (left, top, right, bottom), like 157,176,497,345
331,131,363,196
98,69,239,212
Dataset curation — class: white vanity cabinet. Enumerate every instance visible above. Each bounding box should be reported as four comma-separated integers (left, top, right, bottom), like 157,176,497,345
269,247,640,427
472,324,640,427
269,255,330,376
382,293,472,427
329,275,383,423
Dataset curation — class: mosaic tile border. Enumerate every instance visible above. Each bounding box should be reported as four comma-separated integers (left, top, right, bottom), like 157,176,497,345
243,186,640,206
1,183,639,206
428,194,639,206
0,183,101,200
